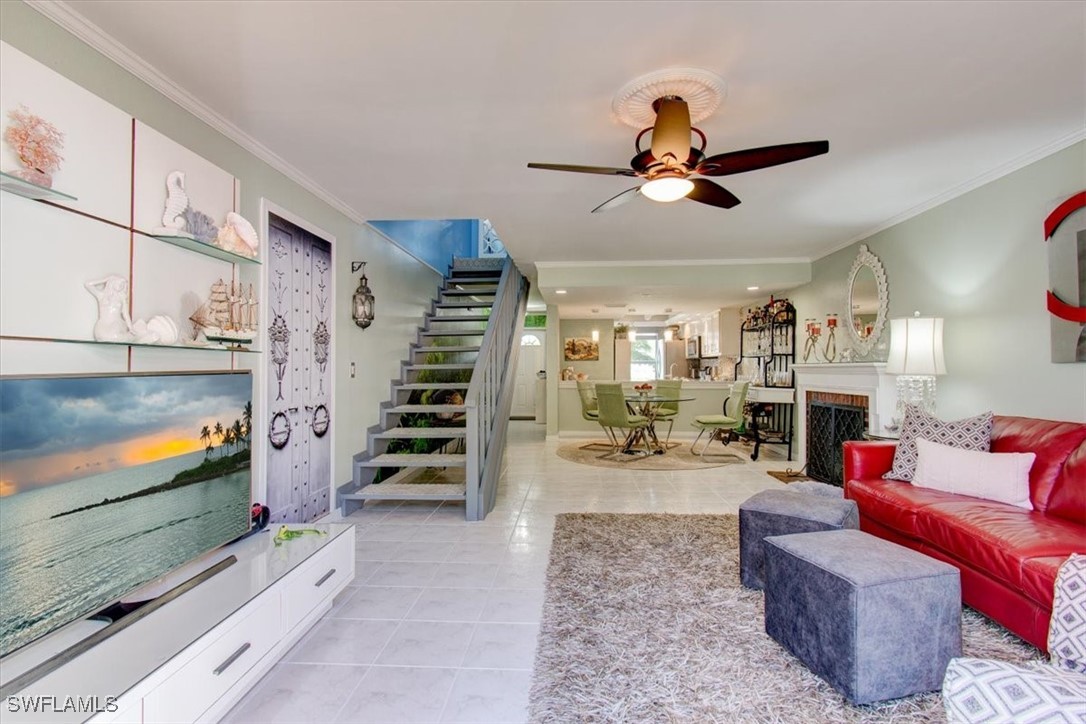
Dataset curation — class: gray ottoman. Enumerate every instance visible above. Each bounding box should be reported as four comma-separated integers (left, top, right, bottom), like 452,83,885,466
738,489,859,590
764,529,962,705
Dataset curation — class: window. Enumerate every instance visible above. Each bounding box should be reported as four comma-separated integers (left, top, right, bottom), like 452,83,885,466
521,334,541,346
630,335,664,381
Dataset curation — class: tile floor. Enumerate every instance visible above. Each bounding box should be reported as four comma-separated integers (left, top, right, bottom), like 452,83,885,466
223,423,789,724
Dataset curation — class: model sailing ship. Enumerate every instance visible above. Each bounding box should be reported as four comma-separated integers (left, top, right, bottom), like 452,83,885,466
190,279,258,347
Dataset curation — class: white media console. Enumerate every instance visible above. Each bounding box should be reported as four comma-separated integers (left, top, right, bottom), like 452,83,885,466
2,524,355,724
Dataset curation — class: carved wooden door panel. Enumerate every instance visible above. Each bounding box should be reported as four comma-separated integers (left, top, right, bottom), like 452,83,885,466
266,214,332,523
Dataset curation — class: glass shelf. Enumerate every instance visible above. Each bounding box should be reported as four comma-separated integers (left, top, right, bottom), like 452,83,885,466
135,230,261,266
0,334,261,353
0,170,78,202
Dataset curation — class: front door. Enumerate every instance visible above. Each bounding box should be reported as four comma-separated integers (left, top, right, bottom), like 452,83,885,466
511,332,543,418
266,214,332,523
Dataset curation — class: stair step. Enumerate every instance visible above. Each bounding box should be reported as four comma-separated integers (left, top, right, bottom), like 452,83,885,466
442,287,497,296
358,454,466,468
404,363,474,371
435,302,493,309
420,329,485,337
429,315,490,323
413,345,481,353
448,269,502,278
343,482,466,501
395,382,471,390
387,404,466,414
374,427,467,439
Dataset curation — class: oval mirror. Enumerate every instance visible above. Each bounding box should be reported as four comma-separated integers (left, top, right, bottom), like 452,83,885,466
845,244,888,356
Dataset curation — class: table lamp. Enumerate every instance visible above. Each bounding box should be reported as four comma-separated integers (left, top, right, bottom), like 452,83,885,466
886,312,946,419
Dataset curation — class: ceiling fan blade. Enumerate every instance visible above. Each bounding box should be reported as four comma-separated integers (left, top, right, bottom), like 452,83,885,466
687,178,741,209
591,186,641,214
695,140,830,177
527,162,637,177
650,98,691,166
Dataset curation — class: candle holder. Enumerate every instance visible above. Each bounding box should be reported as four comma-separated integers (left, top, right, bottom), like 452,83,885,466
803,318,822,362
823,314,838,362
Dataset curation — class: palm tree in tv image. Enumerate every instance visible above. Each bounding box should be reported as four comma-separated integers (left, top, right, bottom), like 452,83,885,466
214,421,225,457
242,402,253,448
200,425,212,460
231,419,245,451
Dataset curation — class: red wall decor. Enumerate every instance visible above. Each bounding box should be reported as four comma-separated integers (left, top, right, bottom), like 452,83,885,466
1044,191,1086,362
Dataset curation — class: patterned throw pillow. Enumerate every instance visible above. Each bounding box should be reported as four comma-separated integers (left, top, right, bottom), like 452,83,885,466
884,405,993,482
942,658,1086,723
1049,554,1086,675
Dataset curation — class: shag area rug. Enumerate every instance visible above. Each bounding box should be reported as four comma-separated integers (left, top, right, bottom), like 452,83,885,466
555,441,744,470
529,513,1042,724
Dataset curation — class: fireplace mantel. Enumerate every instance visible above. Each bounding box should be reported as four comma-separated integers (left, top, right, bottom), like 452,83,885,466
791,363,898,468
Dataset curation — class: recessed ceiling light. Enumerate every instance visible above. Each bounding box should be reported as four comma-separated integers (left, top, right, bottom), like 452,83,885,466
747,286,760,291
555,290,567,294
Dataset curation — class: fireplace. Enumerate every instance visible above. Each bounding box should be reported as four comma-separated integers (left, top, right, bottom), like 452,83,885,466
806,391,869,485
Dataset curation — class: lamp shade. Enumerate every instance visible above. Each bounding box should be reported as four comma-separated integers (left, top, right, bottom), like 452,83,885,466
886,316,946,375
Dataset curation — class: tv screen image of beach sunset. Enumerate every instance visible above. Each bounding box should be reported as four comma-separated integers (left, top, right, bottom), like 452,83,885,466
0,371,253,658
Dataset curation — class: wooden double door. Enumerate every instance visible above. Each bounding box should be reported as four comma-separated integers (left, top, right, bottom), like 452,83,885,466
266,214,332,523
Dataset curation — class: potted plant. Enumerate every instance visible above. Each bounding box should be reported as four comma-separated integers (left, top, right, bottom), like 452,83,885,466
614,323,630,340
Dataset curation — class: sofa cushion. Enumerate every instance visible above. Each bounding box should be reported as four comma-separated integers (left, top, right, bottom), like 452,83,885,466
915,502,1086,597
1044,441,1086,525
1021,556,1069,612
846,478,965,537
885,406,993,482
989,415,1086,514
913,438,1036,510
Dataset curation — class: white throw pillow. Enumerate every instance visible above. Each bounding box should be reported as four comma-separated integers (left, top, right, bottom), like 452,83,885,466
912,437,1035,510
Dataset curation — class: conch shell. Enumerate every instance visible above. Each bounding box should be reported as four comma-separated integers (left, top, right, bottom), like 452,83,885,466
132,315,180,345
215,212,259,257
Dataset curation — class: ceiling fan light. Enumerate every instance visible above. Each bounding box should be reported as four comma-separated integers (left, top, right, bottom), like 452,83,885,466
641,177,694,202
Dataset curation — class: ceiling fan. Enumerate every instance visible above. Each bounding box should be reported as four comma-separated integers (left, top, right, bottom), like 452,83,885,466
527,96,829,213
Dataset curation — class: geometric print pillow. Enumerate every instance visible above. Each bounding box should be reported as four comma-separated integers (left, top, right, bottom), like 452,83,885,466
885,405,993,483
942,658,1086,723
1049,554,1086,675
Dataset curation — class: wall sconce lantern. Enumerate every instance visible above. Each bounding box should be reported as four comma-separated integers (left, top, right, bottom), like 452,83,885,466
591,329,600,343
352,261,375,330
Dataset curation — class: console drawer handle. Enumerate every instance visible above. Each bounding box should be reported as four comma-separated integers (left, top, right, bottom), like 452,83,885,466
213,642,251,676
315,568,336,587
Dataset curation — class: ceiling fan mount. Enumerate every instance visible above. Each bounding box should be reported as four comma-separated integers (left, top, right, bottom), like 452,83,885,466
528,94,829,213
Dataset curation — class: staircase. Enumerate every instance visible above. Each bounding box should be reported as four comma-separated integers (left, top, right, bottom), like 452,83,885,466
338,257,528,520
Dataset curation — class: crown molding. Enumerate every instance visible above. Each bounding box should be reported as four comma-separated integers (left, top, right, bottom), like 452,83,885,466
25,0,367,226
535,257,812,269
814,127,1086,261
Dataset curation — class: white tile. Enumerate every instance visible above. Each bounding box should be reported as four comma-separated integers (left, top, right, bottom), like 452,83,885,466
440,669,531,723
411,525,468,543
222,662,364,723
491,563,548,589
461,623,539,670
375,620,476,667
405,587,489,622
285,619,399,665
479,589,545,624
336,666,457,723
392,540,455,562
356,524,422,542
429,562,500,589
333,586,423,620
368,561,443,587
349,560,384,586
355,540,405,561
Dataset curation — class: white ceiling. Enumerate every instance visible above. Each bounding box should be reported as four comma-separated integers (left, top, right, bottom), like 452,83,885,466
58,0,1085,315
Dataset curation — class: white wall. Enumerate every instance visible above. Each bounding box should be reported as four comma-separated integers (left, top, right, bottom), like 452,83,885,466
791,142,1086,422
0,3,441,493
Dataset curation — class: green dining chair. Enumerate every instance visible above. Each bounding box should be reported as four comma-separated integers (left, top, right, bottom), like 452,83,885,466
595,383,653,457
576,380,614,450
653,379,683,448
691,381,749,457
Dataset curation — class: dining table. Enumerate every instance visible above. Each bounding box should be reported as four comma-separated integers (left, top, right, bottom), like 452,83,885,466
621,392,697,454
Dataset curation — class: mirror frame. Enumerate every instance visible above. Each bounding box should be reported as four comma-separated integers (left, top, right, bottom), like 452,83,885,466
845,244,889,356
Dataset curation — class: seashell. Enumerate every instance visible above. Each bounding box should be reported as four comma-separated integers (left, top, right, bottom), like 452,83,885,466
146,315,179,345
160,171,189,232
183,207,219,244
226,212,259,252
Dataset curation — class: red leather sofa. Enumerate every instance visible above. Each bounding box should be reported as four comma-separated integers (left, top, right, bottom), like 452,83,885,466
843,415,1086,652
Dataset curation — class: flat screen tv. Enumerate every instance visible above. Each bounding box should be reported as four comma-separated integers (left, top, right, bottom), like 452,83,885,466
0,370,252,659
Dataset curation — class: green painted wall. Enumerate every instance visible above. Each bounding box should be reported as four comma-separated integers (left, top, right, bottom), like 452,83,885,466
558,319,615,381
791,142,1086,422
0,2,442,492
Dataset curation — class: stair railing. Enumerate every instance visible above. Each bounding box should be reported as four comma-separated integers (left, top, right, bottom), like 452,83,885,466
464,259,528,520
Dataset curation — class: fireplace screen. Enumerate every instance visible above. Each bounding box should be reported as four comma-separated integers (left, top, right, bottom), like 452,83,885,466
808,401,867,485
